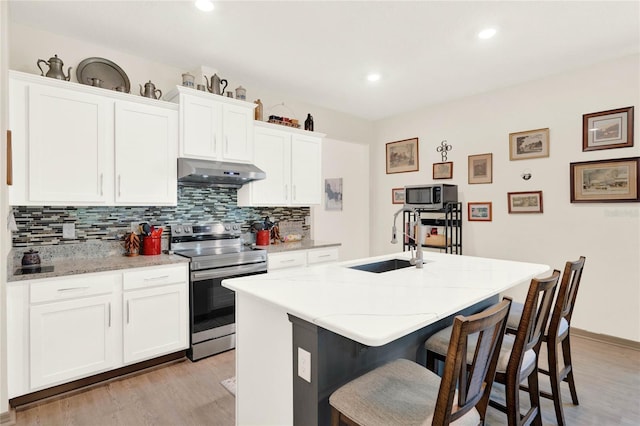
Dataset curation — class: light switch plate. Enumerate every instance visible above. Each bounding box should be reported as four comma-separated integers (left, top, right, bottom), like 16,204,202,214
298,347,311,383
62,223,75,239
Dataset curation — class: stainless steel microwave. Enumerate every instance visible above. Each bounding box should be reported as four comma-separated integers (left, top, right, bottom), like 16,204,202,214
404,184,458,210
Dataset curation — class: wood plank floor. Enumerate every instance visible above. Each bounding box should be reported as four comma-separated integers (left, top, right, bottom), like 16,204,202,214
13,335,640,425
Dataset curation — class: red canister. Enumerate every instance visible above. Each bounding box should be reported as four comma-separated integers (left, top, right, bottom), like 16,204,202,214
256,230,270,246
142,236,161,255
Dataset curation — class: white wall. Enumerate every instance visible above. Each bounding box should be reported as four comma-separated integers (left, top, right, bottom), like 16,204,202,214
312,138,370,261
1,0,10,417
370,55,640,342
8,22,374,145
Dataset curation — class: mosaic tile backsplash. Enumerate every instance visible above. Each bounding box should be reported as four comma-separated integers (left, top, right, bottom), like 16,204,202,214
11,186,310,248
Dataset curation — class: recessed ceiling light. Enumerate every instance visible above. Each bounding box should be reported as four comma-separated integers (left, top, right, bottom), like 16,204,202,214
367,73,381,82
478,28,497,40
195,0,214,12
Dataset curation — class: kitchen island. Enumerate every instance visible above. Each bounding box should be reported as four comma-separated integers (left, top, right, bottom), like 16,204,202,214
222,251,549,426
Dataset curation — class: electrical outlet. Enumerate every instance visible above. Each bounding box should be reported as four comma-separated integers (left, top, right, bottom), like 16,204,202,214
298,347,311,383
131,222,139,233
62,223,75,239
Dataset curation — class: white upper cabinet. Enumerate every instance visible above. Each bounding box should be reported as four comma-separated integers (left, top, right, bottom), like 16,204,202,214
237,121,324,206
166,87,255,163
8,71,178,206
114,101,178,205
26,83,112,204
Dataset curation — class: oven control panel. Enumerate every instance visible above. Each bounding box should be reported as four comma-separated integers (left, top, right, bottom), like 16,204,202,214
171,222,241,238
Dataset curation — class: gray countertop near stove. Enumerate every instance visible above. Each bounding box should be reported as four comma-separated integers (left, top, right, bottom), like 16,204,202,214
257,240,341,254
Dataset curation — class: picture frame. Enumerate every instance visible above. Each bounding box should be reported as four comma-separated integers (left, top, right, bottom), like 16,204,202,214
509,128,550,160
468,153,493,184
507,191,543,213
433,162,453,179
570,157,639,203
582,106,634,151
386,137,419,174
468,202,492,222
392,187,405,204
324,178,343,211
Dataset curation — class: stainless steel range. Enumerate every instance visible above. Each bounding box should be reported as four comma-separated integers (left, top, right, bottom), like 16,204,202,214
171,222,267,361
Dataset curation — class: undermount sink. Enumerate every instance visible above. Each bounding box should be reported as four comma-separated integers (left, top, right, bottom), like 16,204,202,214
348,259,414,273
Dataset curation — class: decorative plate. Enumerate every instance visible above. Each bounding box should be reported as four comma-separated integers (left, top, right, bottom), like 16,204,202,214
76,57,130,92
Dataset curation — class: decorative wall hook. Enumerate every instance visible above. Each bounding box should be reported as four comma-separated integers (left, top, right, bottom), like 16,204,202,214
436,140,452,162
521,168,532,180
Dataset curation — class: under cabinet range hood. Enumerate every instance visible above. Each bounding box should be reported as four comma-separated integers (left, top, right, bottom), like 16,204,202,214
177,158,266,188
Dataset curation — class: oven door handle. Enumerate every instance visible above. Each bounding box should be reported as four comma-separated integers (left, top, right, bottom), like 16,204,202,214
191,263,267,281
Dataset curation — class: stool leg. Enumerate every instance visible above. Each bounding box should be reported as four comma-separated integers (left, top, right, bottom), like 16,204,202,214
330,406,341,426
548,340,567,426
562,335,579,405
505,374,521,426
527,367,543,426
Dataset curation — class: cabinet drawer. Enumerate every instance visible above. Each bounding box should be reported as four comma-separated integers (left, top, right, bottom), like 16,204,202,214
268,252,307,270
307,248,339,265
30,273,119,304
123,264,188,291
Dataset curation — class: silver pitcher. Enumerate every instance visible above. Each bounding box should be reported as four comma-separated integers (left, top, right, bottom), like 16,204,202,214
37,54,72,81
139,81,162,99
204,74,228,95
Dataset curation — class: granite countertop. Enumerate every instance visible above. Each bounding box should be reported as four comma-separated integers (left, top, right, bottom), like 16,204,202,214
223,252,549,346
258,240,341,254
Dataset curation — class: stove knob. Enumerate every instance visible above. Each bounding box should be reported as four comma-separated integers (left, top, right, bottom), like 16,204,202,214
224,224,231,231
184,225,192,234
232,224,239,231
174,225,183,234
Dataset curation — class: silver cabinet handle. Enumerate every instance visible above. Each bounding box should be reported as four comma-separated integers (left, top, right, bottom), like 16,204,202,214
318,254,331,258
144,275,169,281
57,287,89,292
225,135,229,153
118,175,121,197
100,173,104,196
126,300,130,324
108,302,111,327
213,134,217,153
281,259,296,263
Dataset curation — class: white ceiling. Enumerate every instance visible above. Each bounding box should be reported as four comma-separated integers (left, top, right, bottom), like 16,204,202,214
8,0,640,120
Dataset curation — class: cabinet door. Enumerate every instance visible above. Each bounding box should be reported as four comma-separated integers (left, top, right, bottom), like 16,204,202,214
181,94,222,159
115,101,178,205
291,134,322,205
248,127,291,205
27,84,111,203
222,103,253,162
123,283,188,364
30,293,119,389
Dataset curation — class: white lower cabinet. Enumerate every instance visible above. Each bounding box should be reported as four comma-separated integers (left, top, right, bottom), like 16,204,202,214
7,263,188,398
30,293,119,389
268,247,340,271
123,283,188,364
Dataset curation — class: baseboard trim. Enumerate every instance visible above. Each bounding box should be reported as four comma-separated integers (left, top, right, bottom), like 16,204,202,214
572,327,640,351
0,407,16,426
10,351,186,408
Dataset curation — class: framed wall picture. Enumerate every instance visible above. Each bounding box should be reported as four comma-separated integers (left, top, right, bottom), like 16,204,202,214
468,202,492,221
507,191,543,213
433,162,453,179
509,128,550,160
386,138,419,174
582,106,634,151
468,153,493,184
324,178,343,210
570,157,639,203
392,187,405,204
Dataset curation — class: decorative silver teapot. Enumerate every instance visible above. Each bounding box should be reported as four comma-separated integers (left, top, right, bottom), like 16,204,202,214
204,74,228,95
139,81,162,99
37,54,72,81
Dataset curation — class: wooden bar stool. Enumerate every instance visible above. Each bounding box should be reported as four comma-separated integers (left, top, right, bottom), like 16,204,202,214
329,298,512,426
425,271,560,426
506,257,586,426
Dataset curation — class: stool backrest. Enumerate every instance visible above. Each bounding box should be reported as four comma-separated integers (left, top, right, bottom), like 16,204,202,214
432,297,512,424
511,270,561,370
549,256,586,338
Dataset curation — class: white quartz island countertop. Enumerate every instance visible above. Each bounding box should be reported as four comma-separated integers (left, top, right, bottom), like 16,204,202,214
223,251,549,346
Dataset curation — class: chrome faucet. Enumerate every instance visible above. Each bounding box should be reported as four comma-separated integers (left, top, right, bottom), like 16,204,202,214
391,207,424,268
